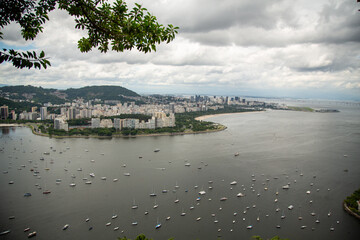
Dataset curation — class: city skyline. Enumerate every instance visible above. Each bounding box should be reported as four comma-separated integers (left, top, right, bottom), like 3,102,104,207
0,0,359,101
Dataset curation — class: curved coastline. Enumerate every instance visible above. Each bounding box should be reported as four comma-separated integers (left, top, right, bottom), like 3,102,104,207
343,202,360,220
1,111,261,139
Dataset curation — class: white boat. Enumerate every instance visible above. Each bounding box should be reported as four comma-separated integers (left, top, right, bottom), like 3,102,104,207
166,216,171,221
85,181,92,184
230,181,237,185
185,163,191,167
27,231,37,238
199,190,206,195
301,225,307,229
101,177,107,180
114,227,119,231
69,183,76,187
155,218,161,229
89,173,95,177
220,197,228,201
234,152,239,156
246,225,253,229
288,205,294,210
196,217,201,221
85,218,90,222
63,224,69,230
282,184,290,189
237,192,245,197
106,222,111,226
124,173,130,176
132,221,138,226
112,214,118,219
113,178,118,182
132,200,138,209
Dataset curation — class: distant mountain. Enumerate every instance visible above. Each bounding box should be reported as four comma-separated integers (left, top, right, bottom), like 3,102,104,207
0,85,140,104
0,85,65,104
64,85,140,101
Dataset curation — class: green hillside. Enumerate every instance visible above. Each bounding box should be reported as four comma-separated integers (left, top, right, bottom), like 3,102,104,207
64,85,140,101
0,97,41,112
0,85,140,104
0,85,65,104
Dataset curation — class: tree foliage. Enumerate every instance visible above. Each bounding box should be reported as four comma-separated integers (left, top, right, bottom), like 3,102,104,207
0,0,178,70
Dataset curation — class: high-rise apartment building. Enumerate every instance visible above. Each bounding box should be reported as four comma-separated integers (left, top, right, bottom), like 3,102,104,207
0,105,9,120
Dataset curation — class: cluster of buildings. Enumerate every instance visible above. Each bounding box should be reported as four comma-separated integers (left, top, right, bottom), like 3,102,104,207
90,112,175,130
1,94,274,132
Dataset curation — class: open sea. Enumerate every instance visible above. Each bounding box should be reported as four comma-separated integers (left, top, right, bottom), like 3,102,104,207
1,100,360,240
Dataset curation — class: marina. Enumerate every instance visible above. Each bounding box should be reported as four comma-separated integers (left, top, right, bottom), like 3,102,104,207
0,103,359,240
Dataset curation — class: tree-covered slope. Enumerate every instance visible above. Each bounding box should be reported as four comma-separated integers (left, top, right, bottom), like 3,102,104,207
63,85,140,101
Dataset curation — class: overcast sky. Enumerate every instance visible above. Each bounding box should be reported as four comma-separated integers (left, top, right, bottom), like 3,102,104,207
1,0,359,100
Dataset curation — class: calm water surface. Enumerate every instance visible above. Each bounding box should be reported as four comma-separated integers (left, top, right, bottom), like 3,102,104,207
1,102,360,240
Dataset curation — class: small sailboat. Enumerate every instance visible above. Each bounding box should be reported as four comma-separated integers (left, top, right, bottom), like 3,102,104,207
63,224,69,230
85,218,90,222
155,218,161,229
132,199,138,209
153,200,159,209
281,210,285,219
181,210,186,216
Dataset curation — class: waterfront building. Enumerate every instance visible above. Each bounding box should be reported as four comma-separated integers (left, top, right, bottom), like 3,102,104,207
91,118,100,128
100,119,113,128
0,105,9,120
40,107,47,120
54,118,68,131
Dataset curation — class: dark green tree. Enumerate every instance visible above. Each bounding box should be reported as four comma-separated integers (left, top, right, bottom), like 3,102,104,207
0,0,178,70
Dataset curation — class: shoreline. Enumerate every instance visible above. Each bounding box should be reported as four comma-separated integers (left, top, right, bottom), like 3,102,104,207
343,202,360,220
29,124,227,139
1,111,262,139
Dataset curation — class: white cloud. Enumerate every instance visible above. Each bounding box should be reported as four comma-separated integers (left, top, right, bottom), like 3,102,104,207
0,0,359,100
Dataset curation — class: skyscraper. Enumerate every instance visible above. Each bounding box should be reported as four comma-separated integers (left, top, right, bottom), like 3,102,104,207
40,107,47,120
0,105,9,120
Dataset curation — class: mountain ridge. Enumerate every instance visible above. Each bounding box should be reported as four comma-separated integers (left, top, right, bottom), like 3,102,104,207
0,85,140,105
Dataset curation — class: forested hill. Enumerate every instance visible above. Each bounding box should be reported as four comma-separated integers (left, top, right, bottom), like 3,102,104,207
64,85,140,100
0,85,140,104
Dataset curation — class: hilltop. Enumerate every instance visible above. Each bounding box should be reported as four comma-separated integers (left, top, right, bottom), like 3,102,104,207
0,85,140,105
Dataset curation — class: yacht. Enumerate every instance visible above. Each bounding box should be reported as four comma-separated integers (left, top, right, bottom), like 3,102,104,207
230,181,237,185
246,225,253,229
27,231,37,238
63,224,69,230
220,197,228,201
237,192,245,197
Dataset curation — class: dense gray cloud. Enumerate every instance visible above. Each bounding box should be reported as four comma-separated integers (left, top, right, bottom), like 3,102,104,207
0,0,359,100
